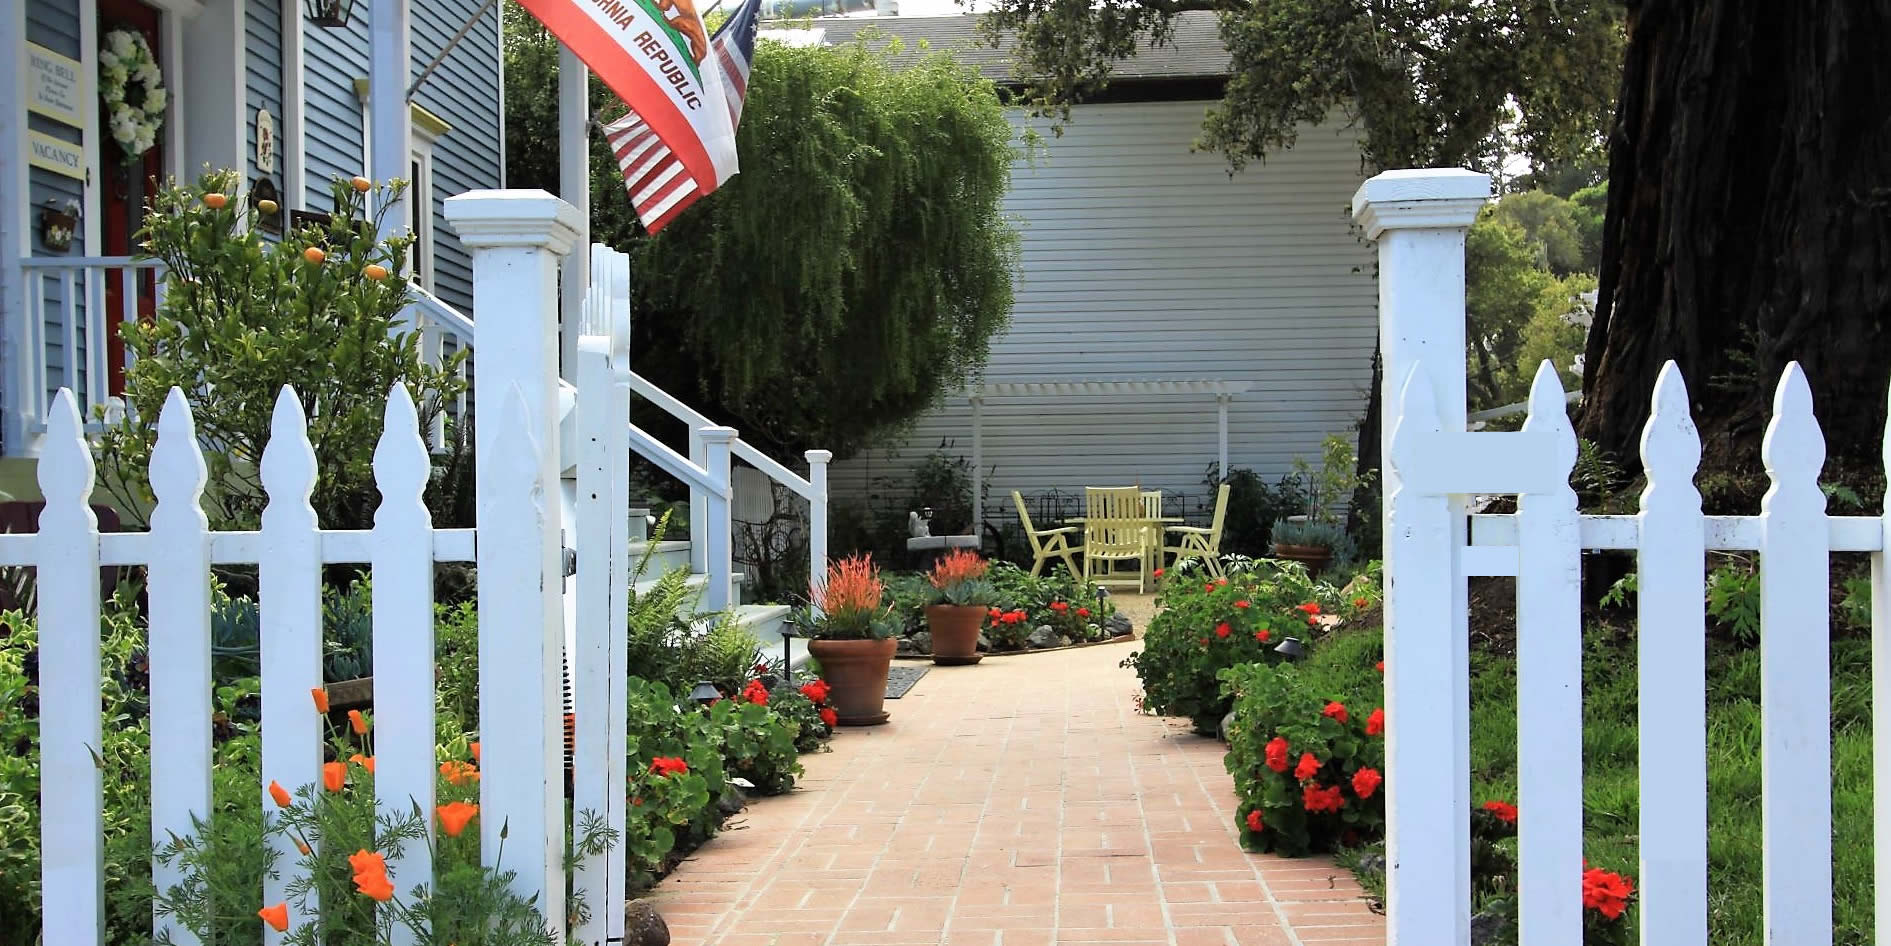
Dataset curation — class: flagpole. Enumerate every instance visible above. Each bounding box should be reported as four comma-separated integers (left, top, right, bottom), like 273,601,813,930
558,44,591,382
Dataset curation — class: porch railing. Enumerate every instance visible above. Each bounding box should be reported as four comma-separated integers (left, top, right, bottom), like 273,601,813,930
15,256,165,435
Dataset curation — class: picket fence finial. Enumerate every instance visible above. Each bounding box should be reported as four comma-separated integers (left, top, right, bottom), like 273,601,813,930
39,389,97,511
1389,363,1443,482
374,384,429,510
260,386,318,512
1521,360,1577,473
1640,362,1702,505
151,388,209,518
1761,363,1826,494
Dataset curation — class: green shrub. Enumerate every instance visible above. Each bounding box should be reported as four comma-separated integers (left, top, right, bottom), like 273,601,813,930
623,678,727,884
984,561,1117,645
1222,661,1383,857
767,683,837,753
1124,559,1360,733
704,690,803,796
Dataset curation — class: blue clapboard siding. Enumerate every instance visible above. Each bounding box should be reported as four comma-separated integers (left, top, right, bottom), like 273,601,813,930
410,0,502,312
25,0,89,400
245,0,284,238
303,10,370,212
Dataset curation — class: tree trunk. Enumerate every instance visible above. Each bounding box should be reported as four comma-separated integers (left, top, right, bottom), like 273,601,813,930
1580,0,1891,478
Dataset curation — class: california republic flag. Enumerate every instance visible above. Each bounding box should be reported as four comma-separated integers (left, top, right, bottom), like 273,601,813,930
515,0,739,201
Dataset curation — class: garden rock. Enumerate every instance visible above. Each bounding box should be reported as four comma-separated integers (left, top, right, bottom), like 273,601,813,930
1057,634,1072,647
912,631,932,655
1469,909,1512,946
716,784,748,819
977,632,992,652
1218,711,1236,743
1026,626,1060,649
624,901,671,946
1106,614,1133,636
897,638,917,656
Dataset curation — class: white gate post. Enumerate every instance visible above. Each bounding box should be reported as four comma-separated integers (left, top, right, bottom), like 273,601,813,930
806,449,832,603
1352,167,1489,946
444,189,581,935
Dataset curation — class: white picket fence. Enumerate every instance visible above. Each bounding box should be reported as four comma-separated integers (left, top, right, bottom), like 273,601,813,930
1360,169,1876,945
5,191,661,946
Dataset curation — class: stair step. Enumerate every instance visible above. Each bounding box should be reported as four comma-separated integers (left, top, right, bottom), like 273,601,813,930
734,603,810,671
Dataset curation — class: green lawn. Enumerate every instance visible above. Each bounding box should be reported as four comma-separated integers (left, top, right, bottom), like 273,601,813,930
1300,623,1873,944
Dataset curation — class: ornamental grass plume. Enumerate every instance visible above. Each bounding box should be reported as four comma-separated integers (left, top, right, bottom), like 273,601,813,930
804,554,894,639
927,548,989,590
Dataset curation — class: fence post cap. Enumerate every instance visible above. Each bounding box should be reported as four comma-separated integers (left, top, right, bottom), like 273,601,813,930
805,449,834,463
1351,169,1490,239
698,425,738,444
443,190,583,255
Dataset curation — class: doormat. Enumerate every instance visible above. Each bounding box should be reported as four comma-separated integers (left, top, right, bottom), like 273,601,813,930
885,665,930,699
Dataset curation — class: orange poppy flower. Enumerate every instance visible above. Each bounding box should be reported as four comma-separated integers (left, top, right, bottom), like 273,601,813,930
348,710,370,735
354,870,396,901
440,760,480,785
310,688,330,714
323,762,346,792
348,849,386,877
470,741,481,763
257,902,289,932
349,754,375,774
436,801,479,837
268,780,293,808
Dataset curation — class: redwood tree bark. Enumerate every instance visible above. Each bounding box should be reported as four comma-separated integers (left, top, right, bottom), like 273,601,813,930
1579,0,1891,475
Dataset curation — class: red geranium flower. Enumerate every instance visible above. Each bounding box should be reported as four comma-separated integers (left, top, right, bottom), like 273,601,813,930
800,680,831,704
1215,578,1229,588
1234,600,1251,609
1254,629,1271,642
989,608,1003,619
1302,784,1346,813
819,707,838,727
1204,582,1216,594
1322,701,1348,724
1296,602,1321,616
1351,767,1382,799
1077,607,1091,617
1366,707,1385,736
1215,622,1232,639
741,680,770,705
1244,810,1263,832
1294,752,1321,780
650,757,690,777
1050,601,1069,613
1482,800,1519,824
1264,737,1290,773
1199,637,1211,646
1375,660,1385,673
1582,867,1635,920
1153,567,1165,577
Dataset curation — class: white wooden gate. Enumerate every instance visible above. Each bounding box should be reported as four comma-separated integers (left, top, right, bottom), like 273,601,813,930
1358,170,1877,946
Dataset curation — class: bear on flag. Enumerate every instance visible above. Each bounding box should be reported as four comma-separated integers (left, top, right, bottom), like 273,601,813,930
514,0,743,231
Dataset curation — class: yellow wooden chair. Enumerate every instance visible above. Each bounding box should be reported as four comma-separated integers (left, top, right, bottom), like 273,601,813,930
1157,488,1232,575
1083,486,1148,593
1165,483,1230,579
1013,491,1080,580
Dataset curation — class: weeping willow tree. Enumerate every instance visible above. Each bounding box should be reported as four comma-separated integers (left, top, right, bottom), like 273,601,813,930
506,13,1021,459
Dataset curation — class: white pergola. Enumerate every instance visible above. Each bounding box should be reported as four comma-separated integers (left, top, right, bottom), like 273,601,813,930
965,379,1251,530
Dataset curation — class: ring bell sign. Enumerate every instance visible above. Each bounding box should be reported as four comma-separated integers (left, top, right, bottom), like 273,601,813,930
25,44,87,127
515,0,738,194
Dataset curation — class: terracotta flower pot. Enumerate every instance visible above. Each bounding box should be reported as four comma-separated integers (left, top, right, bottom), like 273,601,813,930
807,637,897,726
1272,543,1331,576
925,604,986,665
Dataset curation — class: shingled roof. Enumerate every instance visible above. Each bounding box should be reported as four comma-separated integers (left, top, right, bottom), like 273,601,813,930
808,11,1233,83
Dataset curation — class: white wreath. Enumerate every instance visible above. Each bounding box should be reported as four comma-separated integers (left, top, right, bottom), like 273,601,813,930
99,29,167,160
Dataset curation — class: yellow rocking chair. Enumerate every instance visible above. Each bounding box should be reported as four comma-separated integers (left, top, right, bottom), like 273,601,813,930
1013,491,1080,580
1165,483,1230,578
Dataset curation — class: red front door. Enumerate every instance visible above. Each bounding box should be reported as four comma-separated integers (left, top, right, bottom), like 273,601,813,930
98,0,164,394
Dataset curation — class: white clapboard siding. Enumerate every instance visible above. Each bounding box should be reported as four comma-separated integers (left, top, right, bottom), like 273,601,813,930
371,384,436,946
146,389,213,946
1757,365,1832,943
259,386,326,939
1636,362,1708,943
36,391,105,946
828,103,1376,506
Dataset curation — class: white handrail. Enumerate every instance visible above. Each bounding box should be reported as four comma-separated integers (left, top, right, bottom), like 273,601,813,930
628,421,726,498
625,369,820,502
624,369,711,429
732,441,817,501
410,284,476,340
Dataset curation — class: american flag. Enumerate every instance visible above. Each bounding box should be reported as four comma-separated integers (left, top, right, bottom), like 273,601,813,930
600,0,761,233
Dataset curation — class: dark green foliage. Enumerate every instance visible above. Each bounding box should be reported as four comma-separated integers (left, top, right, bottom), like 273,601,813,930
983,0,1622,174
765,688,836,754
1466,199,1595,411
1208,466,1306,558
209,580,378,685
1222,660,1383,857
703,698,803,796
506,12,1020,460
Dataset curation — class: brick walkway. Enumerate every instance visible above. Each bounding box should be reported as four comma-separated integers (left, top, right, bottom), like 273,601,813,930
648,642,1385,946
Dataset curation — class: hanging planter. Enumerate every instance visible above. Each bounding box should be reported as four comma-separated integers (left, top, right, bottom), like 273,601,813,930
99,28,167,163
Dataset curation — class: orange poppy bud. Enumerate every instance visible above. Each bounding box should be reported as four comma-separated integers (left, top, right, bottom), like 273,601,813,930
310,688,330,714
348,710,369,735
351,176,373,192
268,780,293,808
203,193,228,209
258,902,289,931
295,839,312,856
303,246,326,265
436,801,479,838
323,762,345,792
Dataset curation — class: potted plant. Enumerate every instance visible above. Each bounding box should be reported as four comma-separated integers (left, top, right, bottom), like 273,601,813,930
794,554,900,726
1270,434,1370,575
924,549,996,665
